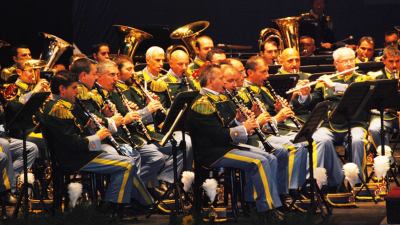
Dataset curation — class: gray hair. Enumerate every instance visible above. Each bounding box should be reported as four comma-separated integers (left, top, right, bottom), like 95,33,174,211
145,46,165,59
333,47,355,62
97,59,117,74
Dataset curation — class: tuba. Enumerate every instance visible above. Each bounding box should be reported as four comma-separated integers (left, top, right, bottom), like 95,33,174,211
170,21,209,59
40,32,72,71
259,16,300,53
113,25,153,59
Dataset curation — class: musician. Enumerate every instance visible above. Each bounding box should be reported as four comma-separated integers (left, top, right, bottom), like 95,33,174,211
368,46,400,148
187,35,214,76
260,40,279,65
300,36,317,57
276,48,310,80
187,64,282,215
205,48,227,65
302,47,371,186
235,57,308,191
384,29,399,48
1,44,32,82
355,36,375,63
225,58,246,76
91,43,110,63
300,0,335,49
42,71,153,212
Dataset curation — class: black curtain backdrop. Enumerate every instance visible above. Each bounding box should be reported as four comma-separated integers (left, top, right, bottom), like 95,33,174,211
1,0,399,67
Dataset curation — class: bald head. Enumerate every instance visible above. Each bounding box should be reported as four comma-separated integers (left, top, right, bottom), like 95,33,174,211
279,48,300,73
169,50,190,77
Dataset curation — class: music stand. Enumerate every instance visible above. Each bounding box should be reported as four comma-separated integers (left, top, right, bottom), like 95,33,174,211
159,91,198,224
289,101,332,216
8,92,50,220
268,74,299,100
329,82,377,202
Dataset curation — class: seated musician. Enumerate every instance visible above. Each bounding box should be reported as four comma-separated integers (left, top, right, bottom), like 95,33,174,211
42,71,153,213
205,48,227,65
275,48,310,80
368,46,400,148
260,40,280,66
187,64,282,218
300,36,317,57
1,44,32,83
355,36,375,63
187,35,214,77
91,43,111,63
296,47,371,186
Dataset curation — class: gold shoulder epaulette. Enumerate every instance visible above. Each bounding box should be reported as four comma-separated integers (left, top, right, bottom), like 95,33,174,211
249,85,261,94
355,74,372,82
238,89,251,104
48,100,74,119
115,81,129,92
90,89,104,106
77,84,91,100
191,96,216,115
15,80,29,91
150,79,168,92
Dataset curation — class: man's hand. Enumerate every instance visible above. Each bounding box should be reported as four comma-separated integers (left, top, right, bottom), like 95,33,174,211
317,75,335,88
147,100,163,113
243,117,258,135
111,113,124,127
274,107,295,123
321,42,333,49
291,80,311,100
123,111,141,124
257,112,272,126
33,79,50,93
102,104,115,117
96,128,111,141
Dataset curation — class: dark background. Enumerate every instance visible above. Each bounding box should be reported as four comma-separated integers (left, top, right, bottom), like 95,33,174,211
0,0,399,67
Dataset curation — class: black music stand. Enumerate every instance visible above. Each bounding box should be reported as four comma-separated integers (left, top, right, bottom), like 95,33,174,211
329,82,377,202
289,101,332,216
8,92,50,220
159,91,198,224
268,74,299,100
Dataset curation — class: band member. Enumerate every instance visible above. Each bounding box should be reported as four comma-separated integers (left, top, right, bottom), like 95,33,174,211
300,36,317,57
187,64,282,215
42,71,153,211
260,40,280,65
298,47,371,186
205,48,227,65
187,35,214,76
384,29,399,48
276,48,310,80
135,46,166,83
1,44,32,82
355,36,375,63
368,46,400,148
91,43,111,63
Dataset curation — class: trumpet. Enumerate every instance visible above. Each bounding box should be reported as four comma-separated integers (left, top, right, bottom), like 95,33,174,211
245,87,279,135
115,83,152,141
264,80,303,129
224,88,275,153
286,67,359,94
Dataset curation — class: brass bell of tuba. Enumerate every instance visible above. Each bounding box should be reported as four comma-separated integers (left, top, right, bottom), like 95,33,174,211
113,25,153,59
259,16,300,53
40,32,72,71
170,21,209,59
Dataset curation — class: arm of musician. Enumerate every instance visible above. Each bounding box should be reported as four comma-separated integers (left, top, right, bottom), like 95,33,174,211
137,107,153,124
18,92,33,104
87,133,103,151
229,125,248,144
20,79,51,104
274,107,295,123
332,83,348,94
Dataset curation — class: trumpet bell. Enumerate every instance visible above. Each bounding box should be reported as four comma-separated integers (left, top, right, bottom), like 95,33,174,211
170,21,209,59
40,32,72,71
113,25,153,59
274,16,300,52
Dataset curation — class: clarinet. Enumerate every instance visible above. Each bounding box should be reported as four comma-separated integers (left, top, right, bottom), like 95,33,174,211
224,88,275,153
115,83,152,141
75,98,128,156
246,87,279,136
264,80,303,129
94,82,138,147
132,78,168,115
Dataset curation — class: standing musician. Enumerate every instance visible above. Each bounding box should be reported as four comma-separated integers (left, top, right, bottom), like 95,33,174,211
275,48,310,80
186,35,214,77
368,46,400,148
187,64,283,218
232,57,308,192
296,47,371,186
42,71,153,213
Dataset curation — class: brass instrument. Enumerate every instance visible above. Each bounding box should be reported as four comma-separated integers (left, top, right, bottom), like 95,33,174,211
40,32,72,71
259,16,300,53
115,82,152,141
224,88,275,153
170,21,210,59
245,87,279,135
113,25,153,59
264,80,303,130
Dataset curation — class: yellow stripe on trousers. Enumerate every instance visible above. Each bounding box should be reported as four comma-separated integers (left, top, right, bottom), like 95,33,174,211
0,146,10,190
133,177,153,205
224,153,273,209
92,158,132,203
312,141,318,169
287,145,296,187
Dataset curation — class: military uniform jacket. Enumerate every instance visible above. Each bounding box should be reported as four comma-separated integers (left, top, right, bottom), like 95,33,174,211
42,97,102,172
276,68,310,80
239,82,277,116
187,89,247,167
186,57,205,78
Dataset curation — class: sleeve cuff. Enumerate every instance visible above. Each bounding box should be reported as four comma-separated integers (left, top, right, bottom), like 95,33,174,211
19,91,33,104
87,134,102,151
333,83,348,93
297,94,309,104
229,125,248,144
107,118,118,133
139,107,153,124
